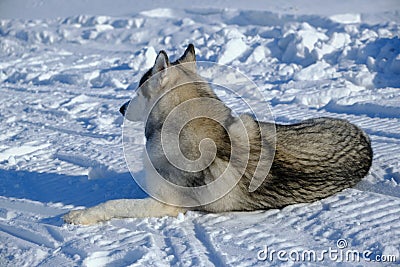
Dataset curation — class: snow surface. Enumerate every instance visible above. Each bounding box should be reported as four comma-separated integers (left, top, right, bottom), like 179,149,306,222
0,0,400,266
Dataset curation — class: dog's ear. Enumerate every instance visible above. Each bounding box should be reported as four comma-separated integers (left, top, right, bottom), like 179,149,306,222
152,51,170,74
179,44,196,63
176,44,196,72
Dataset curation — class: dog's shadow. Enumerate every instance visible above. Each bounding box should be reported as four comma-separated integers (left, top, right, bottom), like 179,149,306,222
0,168,147,225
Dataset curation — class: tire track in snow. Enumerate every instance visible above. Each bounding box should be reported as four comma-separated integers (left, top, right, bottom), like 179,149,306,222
0,222,57,249
273,103,400,140
192,219,227,267
299,189,400,255
148,215,219,266
45,225,65,244
192,208,340,266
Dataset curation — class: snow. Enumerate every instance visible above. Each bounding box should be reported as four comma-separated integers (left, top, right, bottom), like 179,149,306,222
0,0,399,266
329,13,362,24
218,38,248,65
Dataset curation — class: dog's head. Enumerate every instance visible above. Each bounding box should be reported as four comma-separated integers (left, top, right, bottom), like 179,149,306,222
120,44,197,122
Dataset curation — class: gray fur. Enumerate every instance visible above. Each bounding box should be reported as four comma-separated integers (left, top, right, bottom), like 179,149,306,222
123,44,373,213
64,44,372,224
227,117,373,211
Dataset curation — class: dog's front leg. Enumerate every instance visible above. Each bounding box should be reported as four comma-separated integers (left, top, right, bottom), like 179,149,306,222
63,198,186,225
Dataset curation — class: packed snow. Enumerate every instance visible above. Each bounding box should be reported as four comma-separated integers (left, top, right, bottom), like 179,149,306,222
0,0,399,266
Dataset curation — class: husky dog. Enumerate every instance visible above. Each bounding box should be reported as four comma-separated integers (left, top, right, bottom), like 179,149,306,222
64,44,373,225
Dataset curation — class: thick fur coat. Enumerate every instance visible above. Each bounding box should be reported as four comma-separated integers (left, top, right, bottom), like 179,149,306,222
64,44,372,225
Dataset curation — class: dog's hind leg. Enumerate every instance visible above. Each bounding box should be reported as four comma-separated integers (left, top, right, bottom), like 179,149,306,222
63,198,186,225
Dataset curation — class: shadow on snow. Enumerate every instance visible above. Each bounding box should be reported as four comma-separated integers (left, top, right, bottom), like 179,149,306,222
0,169,147,208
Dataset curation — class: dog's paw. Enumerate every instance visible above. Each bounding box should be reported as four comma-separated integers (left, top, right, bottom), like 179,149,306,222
63,209,105,225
